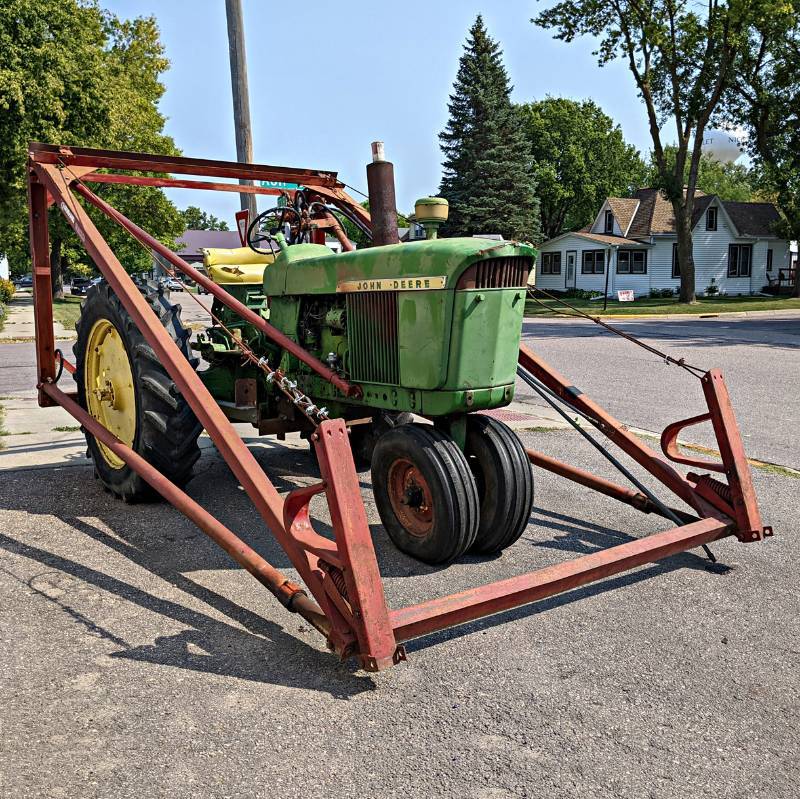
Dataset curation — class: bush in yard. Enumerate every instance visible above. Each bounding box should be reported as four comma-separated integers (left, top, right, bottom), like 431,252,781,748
565,288,603,300
0,278,15,304
649,288,676,299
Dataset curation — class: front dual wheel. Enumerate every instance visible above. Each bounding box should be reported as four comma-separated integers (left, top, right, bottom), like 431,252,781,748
371,418,534,564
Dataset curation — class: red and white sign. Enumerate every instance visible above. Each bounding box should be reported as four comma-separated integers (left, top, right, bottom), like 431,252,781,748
617,289,635,302
235,209,250,247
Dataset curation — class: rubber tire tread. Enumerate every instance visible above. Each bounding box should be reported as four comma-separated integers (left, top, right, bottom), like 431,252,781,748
74,281,202,502
371,423,479,564
466,415,535,554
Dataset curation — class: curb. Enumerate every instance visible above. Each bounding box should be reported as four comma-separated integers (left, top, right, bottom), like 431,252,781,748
525,307,800,321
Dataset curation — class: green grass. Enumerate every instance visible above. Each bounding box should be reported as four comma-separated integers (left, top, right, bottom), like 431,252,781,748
525,294,800,317
52,425,81,432
52,295,83,328
0,406,6,450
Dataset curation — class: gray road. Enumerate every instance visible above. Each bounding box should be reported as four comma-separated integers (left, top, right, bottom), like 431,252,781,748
4,312,798,467
1,431,797,798
520,313,800,467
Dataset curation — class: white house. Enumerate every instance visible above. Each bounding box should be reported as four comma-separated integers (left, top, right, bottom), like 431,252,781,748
533,189,790,297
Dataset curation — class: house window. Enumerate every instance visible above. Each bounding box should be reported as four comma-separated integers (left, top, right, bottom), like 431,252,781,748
582,250,605,274
767,248,773,272
728,244,752,278
706,207,718,231
617,250,647,274
604,210,614,234
541,252,561,275
672,243,680,278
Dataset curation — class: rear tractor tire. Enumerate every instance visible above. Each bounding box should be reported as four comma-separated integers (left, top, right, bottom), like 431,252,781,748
371,423,479,564
465,415,534,554
74,281,203,502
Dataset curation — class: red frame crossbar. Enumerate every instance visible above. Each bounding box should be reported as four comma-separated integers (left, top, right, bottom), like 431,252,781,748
26,143,772,671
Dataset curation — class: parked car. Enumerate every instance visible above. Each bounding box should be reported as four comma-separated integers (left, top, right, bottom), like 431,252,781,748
14,274,33,289
70,277,92,296
163,277,184,292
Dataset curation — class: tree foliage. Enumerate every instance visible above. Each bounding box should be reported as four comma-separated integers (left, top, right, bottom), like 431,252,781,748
534,0,763,302
645,146,754,201
0,1,183,290
725,2,800,293
181,206,230,231
516,97,645,239
439,16,541,243
337,200,408,248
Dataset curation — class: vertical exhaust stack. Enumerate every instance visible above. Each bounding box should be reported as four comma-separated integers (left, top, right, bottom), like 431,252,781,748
366,142,400,246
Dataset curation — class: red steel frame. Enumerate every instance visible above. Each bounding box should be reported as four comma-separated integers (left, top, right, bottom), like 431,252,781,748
26,143,772,671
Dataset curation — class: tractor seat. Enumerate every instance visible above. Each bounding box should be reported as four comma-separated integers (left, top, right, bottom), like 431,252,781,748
201,246,275,284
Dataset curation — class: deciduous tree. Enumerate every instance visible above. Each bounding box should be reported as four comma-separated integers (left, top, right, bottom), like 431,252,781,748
534,0,759,302
516,97,645,239
646,146,754,201
181,206,230,231
0,1,183,295
726,3,800,295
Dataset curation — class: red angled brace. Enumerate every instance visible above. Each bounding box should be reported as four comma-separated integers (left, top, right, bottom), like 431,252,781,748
661,412,726,472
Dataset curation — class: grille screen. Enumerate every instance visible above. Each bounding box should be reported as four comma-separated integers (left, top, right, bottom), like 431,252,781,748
456,256,532,289
346,292,400,384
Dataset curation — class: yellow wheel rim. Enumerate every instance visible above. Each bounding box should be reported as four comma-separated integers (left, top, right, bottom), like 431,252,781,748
85,318,136,470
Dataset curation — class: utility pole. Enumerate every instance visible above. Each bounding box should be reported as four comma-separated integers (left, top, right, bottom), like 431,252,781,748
225,0,258,219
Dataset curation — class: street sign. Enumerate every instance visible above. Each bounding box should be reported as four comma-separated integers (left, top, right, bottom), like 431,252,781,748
617,289,635,302
259,181,300,191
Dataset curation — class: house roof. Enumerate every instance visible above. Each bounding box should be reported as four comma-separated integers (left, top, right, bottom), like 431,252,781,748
611,189,781,238
175,229,242,256
722,202,782,237
546,231,646,247
606,198,639,235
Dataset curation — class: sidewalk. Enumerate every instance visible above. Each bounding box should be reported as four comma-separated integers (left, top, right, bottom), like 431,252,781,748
0,290,76,342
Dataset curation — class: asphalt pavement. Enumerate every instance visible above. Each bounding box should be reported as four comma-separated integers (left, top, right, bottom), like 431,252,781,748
519,313,800,467
1,310,798,798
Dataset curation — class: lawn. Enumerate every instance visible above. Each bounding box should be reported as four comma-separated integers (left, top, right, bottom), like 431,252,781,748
525,293,800,317
52,295,84,329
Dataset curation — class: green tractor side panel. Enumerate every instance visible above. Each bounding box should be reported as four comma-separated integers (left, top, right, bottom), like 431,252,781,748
397,291,450,389
444,288,526,391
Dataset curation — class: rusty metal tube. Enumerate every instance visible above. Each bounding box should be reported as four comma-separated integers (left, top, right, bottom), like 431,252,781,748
73,181,359,398
527,449,659,514
366,142,399,246
390,517,730,643
42,382,331,638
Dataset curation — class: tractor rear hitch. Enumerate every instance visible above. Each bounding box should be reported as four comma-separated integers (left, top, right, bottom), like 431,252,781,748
26,143,772,672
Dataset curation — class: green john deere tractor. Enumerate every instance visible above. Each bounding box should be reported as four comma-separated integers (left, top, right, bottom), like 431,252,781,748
75,190,536,565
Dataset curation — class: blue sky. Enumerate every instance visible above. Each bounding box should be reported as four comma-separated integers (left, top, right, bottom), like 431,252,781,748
104,0,649,223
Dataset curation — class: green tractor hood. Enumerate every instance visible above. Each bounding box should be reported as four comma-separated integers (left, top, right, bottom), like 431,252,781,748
263,238,537,296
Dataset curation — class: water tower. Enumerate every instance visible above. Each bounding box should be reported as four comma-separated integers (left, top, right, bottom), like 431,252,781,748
700,129,745,164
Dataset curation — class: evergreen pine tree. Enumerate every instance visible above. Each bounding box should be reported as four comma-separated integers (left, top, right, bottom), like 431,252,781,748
439,16,541,242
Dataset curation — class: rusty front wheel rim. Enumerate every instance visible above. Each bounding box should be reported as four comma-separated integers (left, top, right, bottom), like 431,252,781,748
387,458,434,537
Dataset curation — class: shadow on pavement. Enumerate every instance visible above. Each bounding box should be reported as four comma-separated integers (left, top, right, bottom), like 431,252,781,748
0,433,723,688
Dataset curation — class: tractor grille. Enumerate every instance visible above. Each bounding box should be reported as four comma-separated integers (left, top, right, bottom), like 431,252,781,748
346,292,400,384
456,256,532,289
